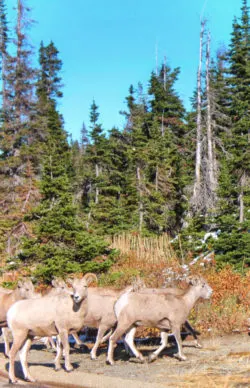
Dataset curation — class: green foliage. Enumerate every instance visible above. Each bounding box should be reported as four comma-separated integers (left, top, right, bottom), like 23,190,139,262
0,0,250,279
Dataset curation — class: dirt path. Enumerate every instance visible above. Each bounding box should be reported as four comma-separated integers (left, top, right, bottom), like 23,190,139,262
0,333,250,387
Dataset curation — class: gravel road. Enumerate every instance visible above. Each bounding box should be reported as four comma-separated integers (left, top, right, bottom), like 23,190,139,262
0,333,250,387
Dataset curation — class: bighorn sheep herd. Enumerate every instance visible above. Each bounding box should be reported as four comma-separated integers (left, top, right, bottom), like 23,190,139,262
0,273,212,384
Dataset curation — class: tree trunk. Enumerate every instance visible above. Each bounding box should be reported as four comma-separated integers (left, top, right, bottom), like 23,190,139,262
206,31,217,194
136,166,143,232
15,0,23,123
155,165,159,191
239,172,246,223
95,163,99,204
193,21,205,202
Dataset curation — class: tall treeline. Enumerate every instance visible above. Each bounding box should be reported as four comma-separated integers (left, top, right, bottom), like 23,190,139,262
0,0,249,279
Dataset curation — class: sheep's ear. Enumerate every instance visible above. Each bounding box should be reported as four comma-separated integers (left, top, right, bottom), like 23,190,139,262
67,278,73,285
17,280,23,288
83,273,98,286
186,276,197,286
188,275,200,286
51,279,58,287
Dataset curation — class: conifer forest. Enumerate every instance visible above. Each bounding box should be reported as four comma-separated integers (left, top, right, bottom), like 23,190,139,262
0,0,249,282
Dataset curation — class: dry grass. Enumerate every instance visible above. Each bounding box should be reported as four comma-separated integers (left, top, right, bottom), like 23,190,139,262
109,233,177,264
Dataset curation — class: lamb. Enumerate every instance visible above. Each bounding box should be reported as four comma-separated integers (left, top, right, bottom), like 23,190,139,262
106,276,212,365
0,279,38,358
7,273,96,384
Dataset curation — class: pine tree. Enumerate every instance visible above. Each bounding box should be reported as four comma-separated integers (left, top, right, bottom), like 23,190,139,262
79,100,112,232
213,0,250,269
147,64,186,233
0,0,38,263
20,52,113,280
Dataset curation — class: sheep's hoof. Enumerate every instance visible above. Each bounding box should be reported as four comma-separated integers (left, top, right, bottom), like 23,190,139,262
106,359,114,366
195,343,202,349
90,355,98,361
174,353,186,361
74,343,82,349
66,367,74,373
25,376,36,383
148,354,157,363
55,366,62,372
9,378,18,384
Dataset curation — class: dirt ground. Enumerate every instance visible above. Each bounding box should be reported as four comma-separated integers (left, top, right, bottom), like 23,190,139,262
1,333,250,387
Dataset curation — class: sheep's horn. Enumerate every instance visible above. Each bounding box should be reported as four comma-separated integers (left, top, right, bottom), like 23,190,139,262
83,273,98,286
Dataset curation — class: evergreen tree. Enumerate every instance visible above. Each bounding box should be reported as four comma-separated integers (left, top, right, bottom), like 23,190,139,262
214,0,250,269
20,51,113,280
147,64,187,233
0,0,38,263
79,100,112,232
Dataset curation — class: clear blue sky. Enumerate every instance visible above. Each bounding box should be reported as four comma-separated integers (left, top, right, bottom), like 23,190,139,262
6,0,241,140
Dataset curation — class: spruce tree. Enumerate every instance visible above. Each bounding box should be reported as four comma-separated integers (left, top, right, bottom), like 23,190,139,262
19,46,113,281
147,64,186,233
213,0,250,269
0,0,38,263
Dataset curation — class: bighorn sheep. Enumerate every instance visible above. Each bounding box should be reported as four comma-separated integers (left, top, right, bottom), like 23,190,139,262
7,273,96,384
0,279,38,358
82,290,119,359
107,276,212,365
125,285,202,350
45,274,143,360
44,278,72,297
39,277,76,351
55,282,135,360
70,283,143,359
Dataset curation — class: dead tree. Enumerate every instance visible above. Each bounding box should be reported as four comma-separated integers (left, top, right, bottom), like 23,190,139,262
192,20,205,210
205,31,218,209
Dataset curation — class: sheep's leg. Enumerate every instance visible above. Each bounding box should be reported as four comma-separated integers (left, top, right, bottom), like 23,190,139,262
48,336,57,350
9,330,28,384
54,336,63,371
2,327,10,358
172,326,186,361
184,320,202,348
72,331,84,346
41,336,57,350
148,331,169,362
19,337,35,382
101,329,113,343
106,320,134,365
91,325,110,360
124,327,145,362
58,330,73,372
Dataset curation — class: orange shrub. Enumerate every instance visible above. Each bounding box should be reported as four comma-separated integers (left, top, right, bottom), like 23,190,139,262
105,234,250,336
